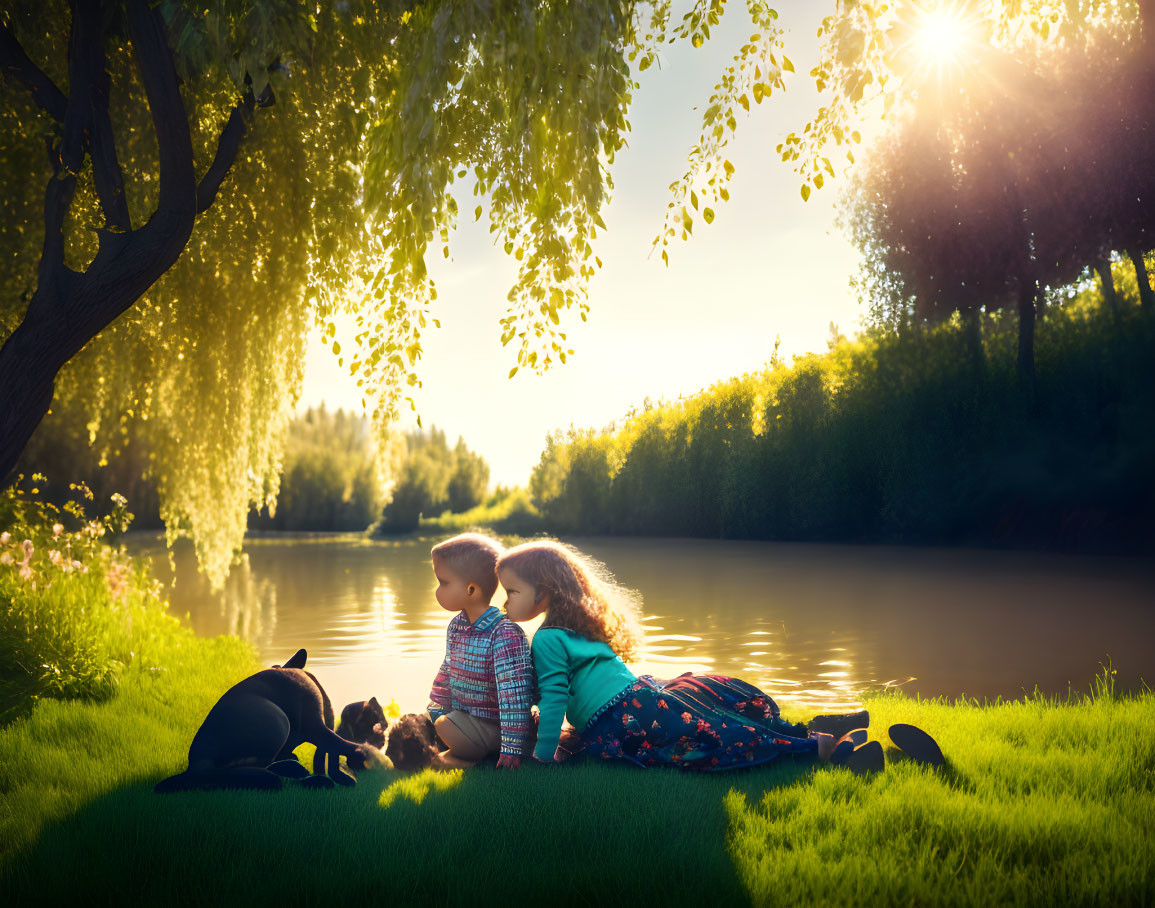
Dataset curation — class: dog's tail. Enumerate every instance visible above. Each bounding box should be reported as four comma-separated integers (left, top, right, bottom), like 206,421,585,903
154,767,285,794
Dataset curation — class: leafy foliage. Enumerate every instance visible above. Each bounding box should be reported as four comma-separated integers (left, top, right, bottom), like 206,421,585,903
530,287,1155,548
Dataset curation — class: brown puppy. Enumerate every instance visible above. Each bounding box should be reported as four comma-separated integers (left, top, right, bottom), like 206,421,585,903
155,648,384,792
386,713,442,771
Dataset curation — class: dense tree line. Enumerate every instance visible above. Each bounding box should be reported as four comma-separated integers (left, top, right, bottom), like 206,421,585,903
249,407,383,532
530,287,1155,551
375,428,491,533
18,403,490,534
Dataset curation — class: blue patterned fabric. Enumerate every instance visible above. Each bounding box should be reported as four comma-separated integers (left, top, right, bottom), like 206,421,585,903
581,673,816,770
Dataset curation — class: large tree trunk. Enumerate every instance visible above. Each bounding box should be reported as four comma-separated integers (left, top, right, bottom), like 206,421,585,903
1141,0,1155,43
962,306,984,373
1094,257,1119,316
0,215,194,479
1126,247,1154,311
1017,282,1037,409
0,0,257,483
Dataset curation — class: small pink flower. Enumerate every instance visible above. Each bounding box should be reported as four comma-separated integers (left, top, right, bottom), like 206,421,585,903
21,539,33,559
107,562,128,599
49,550,63,566
0,531,10,545
19,564,33,582
52,523,64,538
0,553,12,566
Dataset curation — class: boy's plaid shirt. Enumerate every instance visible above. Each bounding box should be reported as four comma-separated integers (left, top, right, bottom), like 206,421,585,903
428,606,535,755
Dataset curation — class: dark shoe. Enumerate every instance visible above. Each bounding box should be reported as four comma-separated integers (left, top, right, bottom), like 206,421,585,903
808,710,869,739
888,724,944,767
297,774,336,790
830,737,856,765
830,729,869,766
844,739,884,775
842,729,868,748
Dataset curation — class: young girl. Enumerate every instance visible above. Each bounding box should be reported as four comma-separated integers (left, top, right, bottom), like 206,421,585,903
497,540,842,770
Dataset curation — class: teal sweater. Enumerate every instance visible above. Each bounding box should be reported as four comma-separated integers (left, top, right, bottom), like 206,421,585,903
532,627,636,763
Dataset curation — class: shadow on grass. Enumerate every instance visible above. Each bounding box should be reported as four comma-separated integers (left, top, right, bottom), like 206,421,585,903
0,756,823,906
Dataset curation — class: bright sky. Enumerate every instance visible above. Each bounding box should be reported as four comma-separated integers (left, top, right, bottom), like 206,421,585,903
300,1,865,487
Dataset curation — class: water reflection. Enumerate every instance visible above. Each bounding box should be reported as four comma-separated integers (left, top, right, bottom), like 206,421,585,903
131,534,1155,721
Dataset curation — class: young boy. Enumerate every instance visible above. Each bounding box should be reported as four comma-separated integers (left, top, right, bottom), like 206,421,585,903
427,533,534,770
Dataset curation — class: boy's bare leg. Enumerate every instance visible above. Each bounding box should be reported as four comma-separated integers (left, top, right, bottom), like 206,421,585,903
432,715,486,770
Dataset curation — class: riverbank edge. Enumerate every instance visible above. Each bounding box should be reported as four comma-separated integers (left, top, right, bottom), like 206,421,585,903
0,631,1151,905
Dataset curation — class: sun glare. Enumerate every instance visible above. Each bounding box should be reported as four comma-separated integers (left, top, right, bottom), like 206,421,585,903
907,5,981,80
917,10,967,63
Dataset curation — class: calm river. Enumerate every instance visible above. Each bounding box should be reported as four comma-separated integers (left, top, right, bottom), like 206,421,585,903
131,534,1155,719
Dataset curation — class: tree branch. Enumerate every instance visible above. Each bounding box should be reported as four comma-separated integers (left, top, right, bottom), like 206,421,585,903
125,0,196,224
81,2,132,233
35,2,97,291
0,21,68,124
196,95,255,214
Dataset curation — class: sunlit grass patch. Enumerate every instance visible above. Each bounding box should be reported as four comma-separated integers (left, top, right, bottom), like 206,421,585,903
0,632,255,867
727,685,1155,906
0,630,1150,905
378,767,463,808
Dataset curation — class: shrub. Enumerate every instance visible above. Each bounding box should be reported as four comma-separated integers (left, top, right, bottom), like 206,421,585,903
0,478,180,724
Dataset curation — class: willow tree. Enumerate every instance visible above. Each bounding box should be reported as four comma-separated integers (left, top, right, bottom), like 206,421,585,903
0,0,656,585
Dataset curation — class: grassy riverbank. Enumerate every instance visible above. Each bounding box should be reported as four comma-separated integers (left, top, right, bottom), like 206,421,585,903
1,642,1151,906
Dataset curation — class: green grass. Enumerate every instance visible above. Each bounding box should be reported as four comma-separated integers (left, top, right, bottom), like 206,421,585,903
419,487,545,536
1,648,1151,906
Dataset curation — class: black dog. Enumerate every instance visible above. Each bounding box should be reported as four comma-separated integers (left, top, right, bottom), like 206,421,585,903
338,698,389,749
155,648,385,792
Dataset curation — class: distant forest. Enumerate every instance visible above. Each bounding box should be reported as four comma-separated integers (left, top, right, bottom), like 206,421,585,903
527,282,1154,552
16,406,491,534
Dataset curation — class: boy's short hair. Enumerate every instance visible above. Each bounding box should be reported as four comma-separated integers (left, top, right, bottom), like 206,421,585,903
430,533,503,600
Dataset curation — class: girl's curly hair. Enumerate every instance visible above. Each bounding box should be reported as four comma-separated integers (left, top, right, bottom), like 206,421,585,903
497,540,642,661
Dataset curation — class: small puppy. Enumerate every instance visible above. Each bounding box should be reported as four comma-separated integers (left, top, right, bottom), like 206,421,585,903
386,712,442,771
338,698,389,749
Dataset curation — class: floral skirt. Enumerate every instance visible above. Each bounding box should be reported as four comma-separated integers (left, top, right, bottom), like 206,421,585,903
581,674,816,770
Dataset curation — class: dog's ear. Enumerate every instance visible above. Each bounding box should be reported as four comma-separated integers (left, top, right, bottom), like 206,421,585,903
280,648,307,670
